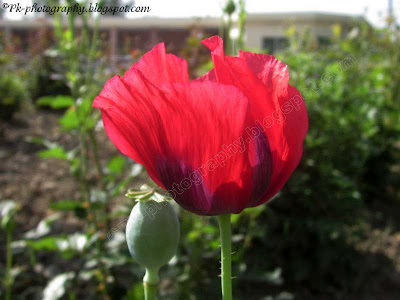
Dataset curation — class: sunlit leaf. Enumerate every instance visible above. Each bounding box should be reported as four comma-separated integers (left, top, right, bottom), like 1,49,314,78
0,200,19,231
76,98,96,129
107,156,125,174
42,272,74,300
26,236,59,251
37,95,74,109
57,233,88,253
24,214,60,239
38,147,68,160
111,177,131,197
59,109,79,131
124,282,144,300
50,200,83,212
130,163,143,177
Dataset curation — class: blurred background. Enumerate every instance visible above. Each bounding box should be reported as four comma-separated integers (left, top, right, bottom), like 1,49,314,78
0,0,399,299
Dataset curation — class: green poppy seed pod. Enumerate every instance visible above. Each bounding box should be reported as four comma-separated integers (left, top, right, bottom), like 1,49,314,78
224,0,236,15
126,199,180,285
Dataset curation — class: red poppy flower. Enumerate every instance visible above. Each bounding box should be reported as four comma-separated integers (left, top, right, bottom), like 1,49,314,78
93,36,308,216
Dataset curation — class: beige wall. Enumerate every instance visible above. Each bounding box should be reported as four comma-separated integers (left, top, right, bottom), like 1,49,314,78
245,20,336,49
0,13,361,53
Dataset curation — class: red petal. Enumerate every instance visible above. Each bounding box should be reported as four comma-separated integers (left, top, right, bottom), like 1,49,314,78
239,52,308,205
201,37,308,206
193,69,216,82
239,50,289,97
201,36,235,84
256,85,308,204
94,67,251,215
201,36,224,58
126,43,189,84
93,74,167,188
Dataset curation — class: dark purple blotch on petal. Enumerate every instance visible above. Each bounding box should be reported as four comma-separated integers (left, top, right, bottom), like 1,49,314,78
156,156,214,215
249,130,273,206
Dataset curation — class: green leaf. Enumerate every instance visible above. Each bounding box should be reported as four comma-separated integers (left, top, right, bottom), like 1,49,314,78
37,95,74,109
50,200,86,219
76,98,97,130
26,236,59,251
59,109,79,131
38,147,68,160
24,214,60,239
25,136,44,145
107,156,125,174
50,200,83,211
124,283,144,300
25,136,58,149
76,98,92,119
110,177,131,197
0,200,19,231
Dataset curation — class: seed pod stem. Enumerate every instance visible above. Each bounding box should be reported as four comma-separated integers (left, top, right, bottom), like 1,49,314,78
143,268,159,300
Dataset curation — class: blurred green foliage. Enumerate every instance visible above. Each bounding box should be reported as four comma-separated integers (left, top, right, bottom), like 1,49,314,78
255,21,400,295
29,53,72,101
0,55,29,120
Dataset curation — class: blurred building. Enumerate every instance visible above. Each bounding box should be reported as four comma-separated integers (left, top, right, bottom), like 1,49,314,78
0,12,361,58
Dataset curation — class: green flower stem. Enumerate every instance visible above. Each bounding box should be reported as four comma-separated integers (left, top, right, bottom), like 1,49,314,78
218,214,232,300
5,229,13,300
144,283,157,300
143,268,159,300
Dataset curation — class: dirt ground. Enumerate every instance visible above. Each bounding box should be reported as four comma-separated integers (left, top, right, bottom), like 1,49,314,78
1,105,400,299
0,108,77,230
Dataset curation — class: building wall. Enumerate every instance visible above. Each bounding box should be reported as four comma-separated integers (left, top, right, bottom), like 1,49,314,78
245,20,337,50
0,13,361,56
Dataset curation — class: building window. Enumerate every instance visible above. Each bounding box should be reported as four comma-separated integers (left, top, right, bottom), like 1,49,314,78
317,36,331,47
262,37,289,54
